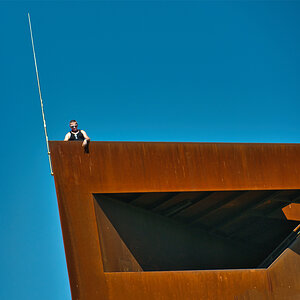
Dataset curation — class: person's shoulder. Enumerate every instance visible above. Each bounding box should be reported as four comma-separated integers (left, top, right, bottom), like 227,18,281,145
64,131,71,141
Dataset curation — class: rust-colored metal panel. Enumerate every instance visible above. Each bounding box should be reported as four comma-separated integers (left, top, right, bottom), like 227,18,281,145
105,270,270,300
50,142,300,193
282,204,300,221
267,236,300,299
49,141,300,299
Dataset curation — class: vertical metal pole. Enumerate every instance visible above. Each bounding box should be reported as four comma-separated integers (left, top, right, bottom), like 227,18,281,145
28,13,53,175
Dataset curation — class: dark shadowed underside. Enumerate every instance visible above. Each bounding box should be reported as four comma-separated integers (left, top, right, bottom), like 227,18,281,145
94,190,299,271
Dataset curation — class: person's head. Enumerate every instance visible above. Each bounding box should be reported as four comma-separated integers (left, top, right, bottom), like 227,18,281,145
69,120,78,132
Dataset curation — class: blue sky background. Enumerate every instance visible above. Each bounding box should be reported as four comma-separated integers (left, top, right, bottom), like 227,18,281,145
1,1,300,299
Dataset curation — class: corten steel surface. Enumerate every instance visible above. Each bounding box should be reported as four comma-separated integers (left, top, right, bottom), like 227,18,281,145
283,203,300,221
49,141,300,300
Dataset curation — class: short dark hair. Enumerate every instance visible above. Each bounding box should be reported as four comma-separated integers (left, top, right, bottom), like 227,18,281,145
69,120,77,124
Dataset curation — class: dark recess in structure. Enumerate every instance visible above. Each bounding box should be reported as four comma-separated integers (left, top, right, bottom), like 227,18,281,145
94,190,300,272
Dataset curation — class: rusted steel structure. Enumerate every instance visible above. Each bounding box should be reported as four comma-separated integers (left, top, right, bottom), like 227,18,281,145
49,141,300,300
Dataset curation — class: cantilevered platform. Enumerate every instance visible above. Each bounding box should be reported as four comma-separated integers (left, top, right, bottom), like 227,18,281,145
49,141,300,299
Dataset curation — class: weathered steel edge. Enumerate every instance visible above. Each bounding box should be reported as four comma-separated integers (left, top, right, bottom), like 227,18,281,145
50,141,300,193
50,140,300,145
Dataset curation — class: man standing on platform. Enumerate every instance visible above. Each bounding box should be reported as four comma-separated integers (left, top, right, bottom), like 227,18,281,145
64,120,90,149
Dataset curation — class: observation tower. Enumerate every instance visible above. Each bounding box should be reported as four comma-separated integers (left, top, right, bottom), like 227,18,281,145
50,141,300,299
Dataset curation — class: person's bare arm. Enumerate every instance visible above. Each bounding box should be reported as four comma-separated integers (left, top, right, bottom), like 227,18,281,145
81,130,90,147
64,132,71,141
81,130,90,141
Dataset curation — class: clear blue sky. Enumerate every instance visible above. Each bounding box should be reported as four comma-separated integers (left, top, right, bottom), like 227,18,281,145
1,1,300,299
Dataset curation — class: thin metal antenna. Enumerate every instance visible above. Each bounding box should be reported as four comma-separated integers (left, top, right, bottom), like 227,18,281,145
28,13,53,175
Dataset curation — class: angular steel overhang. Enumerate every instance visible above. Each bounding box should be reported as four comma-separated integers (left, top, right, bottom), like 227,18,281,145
50,141,300,300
